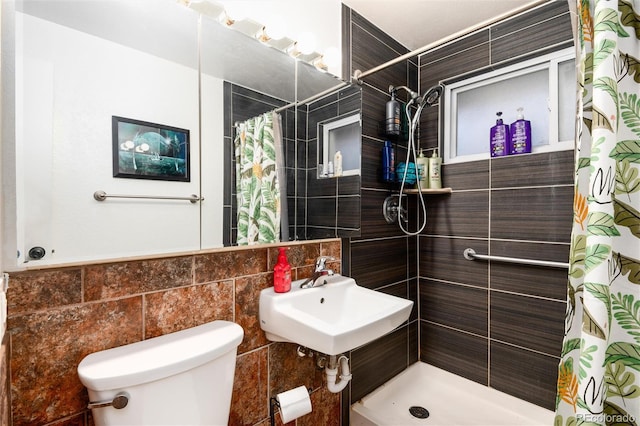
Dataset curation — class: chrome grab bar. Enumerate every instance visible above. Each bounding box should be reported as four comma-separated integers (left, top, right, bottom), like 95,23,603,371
93,190,203,204
463,248,569,269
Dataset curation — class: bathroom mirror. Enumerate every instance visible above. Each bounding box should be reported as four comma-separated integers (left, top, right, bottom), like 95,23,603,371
10,0,360,267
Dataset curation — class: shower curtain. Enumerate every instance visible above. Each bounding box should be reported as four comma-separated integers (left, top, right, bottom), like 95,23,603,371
555,1,640,425
234,111,287,245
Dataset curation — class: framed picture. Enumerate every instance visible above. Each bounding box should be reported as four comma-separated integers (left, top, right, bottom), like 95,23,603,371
112,116,190,182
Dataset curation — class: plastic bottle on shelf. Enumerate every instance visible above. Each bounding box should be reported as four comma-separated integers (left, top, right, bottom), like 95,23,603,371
509,107,532,155
428,149,442,189
385,90,401,136
334,151,343,177
490,111,509,157
416,149,429,187
382,140,395,183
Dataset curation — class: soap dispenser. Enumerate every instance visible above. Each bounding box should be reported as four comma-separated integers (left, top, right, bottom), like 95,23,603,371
490,112,509,157
509,107,532,155
273,247,292,293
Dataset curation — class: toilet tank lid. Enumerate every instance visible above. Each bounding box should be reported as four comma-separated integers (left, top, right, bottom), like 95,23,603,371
78,320,243,391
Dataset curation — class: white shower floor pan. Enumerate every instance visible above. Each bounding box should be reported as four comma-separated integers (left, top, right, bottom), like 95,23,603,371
350,362,554,426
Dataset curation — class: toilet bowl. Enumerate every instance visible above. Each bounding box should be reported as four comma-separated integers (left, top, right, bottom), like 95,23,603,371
78,320,243,426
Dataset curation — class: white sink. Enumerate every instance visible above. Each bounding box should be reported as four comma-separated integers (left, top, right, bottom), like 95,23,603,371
259,274,413,355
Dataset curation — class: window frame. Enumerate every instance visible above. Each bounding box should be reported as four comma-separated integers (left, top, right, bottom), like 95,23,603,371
442,47,575,164
317,112,361,178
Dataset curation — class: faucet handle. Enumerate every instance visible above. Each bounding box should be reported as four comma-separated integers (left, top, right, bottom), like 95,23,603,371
315,256,336,271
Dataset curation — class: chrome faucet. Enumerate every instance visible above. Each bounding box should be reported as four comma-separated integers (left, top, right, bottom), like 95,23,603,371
300,256,336,288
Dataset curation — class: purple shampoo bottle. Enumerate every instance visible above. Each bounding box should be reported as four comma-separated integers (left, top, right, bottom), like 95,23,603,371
509,107,531,155
490,112,509,157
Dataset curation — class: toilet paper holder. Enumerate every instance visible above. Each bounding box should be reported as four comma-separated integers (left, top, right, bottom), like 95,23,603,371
270,386,312,426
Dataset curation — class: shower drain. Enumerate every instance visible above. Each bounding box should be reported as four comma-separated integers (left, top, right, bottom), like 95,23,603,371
409,406,430,419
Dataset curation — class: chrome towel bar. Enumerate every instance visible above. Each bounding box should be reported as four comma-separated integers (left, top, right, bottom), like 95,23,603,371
93,190,203,204
463,248,569,269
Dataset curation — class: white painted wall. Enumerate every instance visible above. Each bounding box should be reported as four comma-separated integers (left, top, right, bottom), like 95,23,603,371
1,0,17,272
15,13,223,266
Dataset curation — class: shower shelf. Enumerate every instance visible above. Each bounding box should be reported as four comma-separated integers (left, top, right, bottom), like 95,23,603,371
402,187,452,195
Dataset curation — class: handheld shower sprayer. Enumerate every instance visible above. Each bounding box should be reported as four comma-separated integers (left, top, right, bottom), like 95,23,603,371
420,84,444,108
410,84,444,134
386,83,444,236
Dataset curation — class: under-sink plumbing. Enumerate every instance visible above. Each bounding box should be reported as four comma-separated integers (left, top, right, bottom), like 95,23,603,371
325,355,352,393
295,347,352,393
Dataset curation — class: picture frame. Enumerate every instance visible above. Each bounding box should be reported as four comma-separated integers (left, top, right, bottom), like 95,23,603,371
112,116,190,182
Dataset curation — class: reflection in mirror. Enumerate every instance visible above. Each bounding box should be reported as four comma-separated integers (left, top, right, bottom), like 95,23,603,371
15,0,202,266
302,84,362,240
221,73,362,245
11,0,360,268
318,114,361,179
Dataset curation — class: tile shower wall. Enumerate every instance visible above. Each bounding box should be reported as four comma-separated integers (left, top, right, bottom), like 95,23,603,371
5,240,341,426
418,1,573,410
341,5,421,407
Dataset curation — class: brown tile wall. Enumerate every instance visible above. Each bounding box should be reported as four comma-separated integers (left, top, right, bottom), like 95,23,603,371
1,335,8,426
417,1,573,411
5,240,341,426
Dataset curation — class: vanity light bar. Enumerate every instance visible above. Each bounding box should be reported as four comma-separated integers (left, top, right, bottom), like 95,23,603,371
179,0,325,70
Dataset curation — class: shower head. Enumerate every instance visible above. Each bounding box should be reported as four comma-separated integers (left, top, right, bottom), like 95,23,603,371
408,84,445,134
389,85,420,103
419,84,444,108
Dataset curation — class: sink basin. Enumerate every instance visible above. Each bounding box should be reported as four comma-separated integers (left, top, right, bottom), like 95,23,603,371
259,274,413,355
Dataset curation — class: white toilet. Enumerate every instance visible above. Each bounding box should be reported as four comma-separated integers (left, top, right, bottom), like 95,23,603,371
78,320,243,426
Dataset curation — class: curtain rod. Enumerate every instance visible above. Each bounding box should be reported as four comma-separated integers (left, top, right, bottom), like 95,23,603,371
274,80,350,113
352,0,549,83
233,80,349,128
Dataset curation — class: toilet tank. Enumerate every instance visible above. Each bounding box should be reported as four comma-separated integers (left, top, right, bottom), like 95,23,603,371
78,320,243,426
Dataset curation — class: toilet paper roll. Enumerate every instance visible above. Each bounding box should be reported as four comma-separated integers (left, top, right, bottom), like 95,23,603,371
276,385,312,423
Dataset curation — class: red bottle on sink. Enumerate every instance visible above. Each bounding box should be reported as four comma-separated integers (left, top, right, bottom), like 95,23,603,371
273,247,292,293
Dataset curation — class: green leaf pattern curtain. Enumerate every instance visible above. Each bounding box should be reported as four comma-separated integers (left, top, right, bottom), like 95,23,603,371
555,1,640,425
234,112,281,245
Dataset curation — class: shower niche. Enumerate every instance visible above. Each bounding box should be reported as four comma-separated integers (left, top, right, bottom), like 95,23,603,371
317,113,361,179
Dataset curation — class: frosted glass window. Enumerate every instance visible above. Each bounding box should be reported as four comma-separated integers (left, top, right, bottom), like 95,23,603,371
558,59,576,142
318,113,361,177
443,47,575,163
455,69,549,157
328,122,360,170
